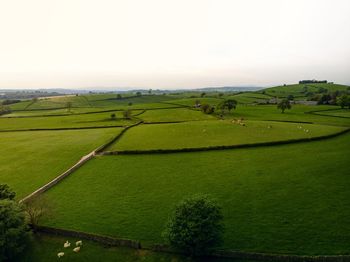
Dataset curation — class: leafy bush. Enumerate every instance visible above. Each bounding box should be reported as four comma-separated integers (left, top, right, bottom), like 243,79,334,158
163,195,223,256
0,184,16,200
0,185,30,261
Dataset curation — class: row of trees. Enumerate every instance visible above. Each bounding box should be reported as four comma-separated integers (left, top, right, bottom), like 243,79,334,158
200,99,238,116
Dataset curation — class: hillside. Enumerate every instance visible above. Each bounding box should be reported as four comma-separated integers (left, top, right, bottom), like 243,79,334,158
260,83,349,98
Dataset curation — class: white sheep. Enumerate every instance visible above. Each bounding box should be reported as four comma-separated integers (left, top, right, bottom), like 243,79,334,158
64,241,71,248
73,246,81,253
76,240,83,246
57,252,65,258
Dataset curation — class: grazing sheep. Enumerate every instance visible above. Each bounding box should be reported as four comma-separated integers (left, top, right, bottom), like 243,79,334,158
267,125,272,129
57,252,64,258
73,246,81,253
306,129,309,133
76,240,83,246
64,241,71,248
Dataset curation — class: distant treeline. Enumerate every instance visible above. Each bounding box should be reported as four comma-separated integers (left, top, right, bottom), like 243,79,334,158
299,80,328,84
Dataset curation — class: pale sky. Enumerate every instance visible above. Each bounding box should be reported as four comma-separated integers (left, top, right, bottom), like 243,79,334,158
0,0,349,89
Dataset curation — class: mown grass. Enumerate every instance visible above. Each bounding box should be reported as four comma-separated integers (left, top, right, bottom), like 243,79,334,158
312,109,350,118
17,234,194,262
224,105,350,126
0,111,137,130
138,108,216,123
108,120,346,151
42,132,350,255
164,97,224,106
0,128,123,198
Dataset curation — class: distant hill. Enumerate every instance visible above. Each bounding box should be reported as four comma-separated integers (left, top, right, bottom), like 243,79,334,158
259,83,349,98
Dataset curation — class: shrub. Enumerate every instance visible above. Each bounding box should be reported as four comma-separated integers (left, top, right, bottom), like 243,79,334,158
217,99,237,116
0,184,16,200
201,104,215,114
110,113,116,119
163,195,223,256
0,200,30,260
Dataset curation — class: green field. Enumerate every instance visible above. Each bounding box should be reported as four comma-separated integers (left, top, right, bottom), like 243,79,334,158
0,111,137,131
18,234,192,262
0,128,122,198
42,132,350,255
108,120,346,151
138,108,216,123
1,90,350,260
262,83,349,98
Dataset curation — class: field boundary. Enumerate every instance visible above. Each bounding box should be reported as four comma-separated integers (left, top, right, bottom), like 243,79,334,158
0,125,131,133
19,123,141,203
101,128,350,155
36,226,141,249
36,226,350,262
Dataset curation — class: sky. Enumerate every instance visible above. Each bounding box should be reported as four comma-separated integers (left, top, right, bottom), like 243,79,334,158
0,0,349,90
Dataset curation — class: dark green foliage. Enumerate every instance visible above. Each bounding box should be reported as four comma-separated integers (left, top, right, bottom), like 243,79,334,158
337,94,350,109
136,92,142,97
0,199,30,260
201,92,206,98
0,105,11,116
111,113,116,119
287,95,294,101
201,104,215,114
277,99,292,113
0,184,16,200
1,99,21,105
116,94,122,99
217,99,237,116
163,195,223,256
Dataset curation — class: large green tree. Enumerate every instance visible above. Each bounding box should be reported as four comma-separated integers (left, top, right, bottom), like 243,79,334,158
277,99,292,113
337,94,350,109
0,185,30,260
163,195,224,256
217,99,237,116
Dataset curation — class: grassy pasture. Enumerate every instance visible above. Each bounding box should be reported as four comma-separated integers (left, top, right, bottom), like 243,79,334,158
138,108,216,123
18,234,193,262
225,105,350,126
0,111,138,130
226,92,271,104
0,128,123,198
164,97,224,107
42,132,350,255
108,120,346,151
312,109,350,118
262,83,349,97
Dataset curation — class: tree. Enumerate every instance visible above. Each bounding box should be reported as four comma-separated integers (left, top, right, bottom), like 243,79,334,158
337,94,350,109
66,101,72,112
110,113,116,120
287,95,294,101
200,92,206,98
0,200,30,260
136,91,142,97
24,196,52,230
163,195,224,256
201,104,215,114
217,99,237,116
123,109,132,119
277,99,291,113
116,94,122,100
0,184,16,200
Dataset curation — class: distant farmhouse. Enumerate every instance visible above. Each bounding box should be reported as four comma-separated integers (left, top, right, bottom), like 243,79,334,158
299,79,328,84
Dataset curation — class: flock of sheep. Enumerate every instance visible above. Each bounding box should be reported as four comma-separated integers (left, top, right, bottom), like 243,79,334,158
57,240,83,258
